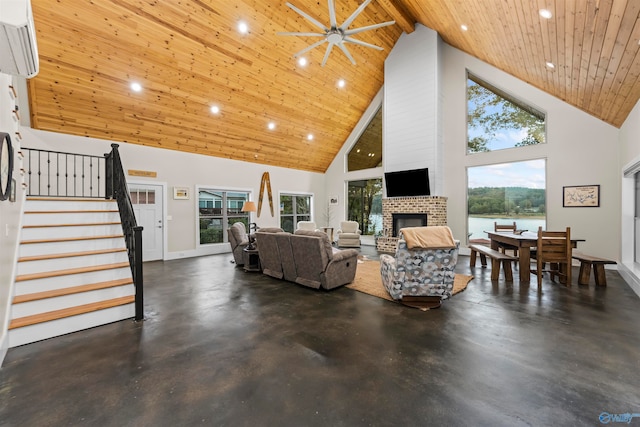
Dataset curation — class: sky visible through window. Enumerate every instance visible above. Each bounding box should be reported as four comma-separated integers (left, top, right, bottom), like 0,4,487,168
468,159,546,189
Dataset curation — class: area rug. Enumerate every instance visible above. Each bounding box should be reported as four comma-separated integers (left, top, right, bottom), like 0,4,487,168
346,260,473,309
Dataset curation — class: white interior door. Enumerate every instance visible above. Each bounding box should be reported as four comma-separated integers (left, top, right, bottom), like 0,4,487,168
128,183,164,261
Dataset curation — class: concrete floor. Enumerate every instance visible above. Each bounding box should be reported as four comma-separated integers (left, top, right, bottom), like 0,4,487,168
1,247,640,426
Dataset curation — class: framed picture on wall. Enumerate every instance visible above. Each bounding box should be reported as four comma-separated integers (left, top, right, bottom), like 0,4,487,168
173,186,189,200
563,185,600,207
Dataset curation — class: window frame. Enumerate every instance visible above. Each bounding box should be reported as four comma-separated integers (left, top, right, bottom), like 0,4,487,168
279,192,313,233
196,186,250,246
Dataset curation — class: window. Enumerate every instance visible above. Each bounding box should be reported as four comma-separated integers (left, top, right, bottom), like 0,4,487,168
467,159,546,243
280,194,312,233
348,107,382,172
347,179,382,236
467,73,546,153
198,189,249,245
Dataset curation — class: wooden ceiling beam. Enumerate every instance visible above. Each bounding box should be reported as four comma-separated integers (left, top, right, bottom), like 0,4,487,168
377,0,416,34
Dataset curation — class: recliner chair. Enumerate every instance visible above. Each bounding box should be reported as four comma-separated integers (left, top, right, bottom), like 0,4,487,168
228,222,249,265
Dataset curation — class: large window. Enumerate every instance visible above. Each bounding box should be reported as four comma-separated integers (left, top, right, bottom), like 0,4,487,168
467,73,546,153
198,189,249,244
347,179,382,236
347,107,382,172
280,194,312,233
467,160,546,243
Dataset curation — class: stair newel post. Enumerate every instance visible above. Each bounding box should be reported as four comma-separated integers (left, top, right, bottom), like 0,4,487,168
104,148,114,199
133,226,144,321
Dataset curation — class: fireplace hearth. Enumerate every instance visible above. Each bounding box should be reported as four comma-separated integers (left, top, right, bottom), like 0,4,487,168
392,213,427,237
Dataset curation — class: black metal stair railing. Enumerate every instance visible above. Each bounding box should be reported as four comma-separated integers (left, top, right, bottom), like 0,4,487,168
22,145,144,321
105,144,144,321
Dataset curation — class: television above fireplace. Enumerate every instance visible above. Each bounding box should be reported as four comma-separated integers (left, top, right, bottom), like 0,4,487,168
384,168,431,197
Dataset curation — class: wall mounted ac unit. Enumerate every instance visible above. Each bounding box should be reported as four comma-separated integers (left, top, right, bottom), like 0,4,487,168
0,0,39,78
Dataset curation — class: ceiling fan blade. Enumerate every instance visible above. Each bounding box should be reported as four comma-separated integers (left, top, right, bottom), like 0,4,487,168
293,39,327,58
321,43,334,67
277,32,327,37
343,21,396,36
328,0,337,28
344,37,384,50
341,0,372,29
337,43,356,65
285,2,328,31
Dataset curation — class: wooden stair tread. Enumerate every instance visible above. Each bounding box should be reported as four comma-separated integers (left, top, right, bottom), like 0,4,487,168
19,248,127,263
13,278,134,304
23,222,122,228
9,295,135,329
16,262,131,282
21,234,124,244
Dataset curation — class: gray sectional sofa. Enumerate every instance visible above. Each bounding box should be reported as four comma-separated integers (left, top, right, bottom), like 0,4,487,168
255,229,359,290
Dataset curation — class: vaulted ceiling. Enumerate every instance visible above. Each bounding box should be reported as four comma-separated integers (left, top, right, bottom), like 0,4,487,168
27,1,640,173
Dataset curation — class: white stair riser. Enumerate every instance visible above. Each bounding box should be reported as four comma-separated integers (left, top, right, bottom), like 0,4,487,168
25,200,118,212
19,237,126,257
15,267,133,296
23,212,120,226
8,303,135,348
11,285,136,319
21,224,124,240
17,251,129,275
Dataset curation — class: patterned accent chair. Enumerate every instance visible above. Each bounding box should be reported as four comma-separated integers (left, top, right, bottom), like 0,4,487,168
228,222,249,265
380,228,460,302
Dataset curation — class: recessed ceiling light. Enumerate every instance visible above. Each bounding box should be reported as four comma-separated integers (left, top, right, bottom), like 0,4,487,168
267,122,276,130
337,79,346,88
298,57,308,67
130,82,142,92
546,61,555,69
238,21,249,34
307,133,314,141
539,9,552,19
210,105,220,114
461,24,468,31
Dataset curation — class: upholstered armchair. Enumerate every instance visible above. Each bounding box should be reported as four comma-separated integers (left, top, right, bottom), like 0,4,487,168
296,221,319,231
228,222,249,265
380,226,459,302
336,221,361,247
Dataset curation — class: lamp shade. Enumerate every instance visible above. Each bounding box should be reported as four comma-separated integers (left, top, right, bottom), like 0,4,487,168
241,201,257,212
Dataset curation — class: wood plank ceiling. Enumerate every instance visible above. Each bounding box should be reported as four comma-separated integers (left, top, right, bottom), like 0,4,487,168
27,0,640,173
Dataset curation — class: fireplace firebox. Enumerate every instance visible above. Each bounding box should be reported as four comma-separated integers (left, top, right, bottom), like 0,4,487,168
392,213,428,237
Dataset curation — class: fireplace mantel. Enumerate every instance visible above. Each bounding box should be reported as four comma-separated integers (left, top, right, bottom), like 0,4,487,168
376,196,448,253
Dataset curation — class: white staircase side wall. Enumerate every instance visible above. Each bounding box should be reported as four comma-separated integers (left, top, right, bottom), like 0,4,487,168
14,267,133,296
17,250,129,275
18,237,126,257
25,199,118,212
22,211,120,226
8,303,135,348
11,284,135,319
21,223,124,240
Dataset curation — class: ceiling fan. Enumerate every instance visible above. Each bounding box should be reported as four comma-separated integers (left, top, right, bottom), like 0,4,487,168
278,0,396,66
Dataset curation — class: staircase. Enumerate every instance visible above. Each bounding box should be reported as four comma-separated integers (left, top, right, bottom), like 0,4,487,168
9,197,136,347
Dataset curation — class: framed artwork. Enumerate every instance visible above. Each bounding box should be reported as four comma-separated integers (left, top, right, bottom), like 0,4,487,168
563,185,600,207
173,186,189,200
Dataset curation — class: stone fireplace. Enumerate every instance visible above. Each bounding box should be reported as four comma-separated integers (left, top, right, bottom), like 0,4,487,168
376,196,448,253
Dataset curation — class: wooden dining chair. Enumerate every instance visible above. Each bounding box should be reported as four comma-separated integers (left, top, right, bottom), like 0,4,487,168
530,226,572,290
494,221,519,256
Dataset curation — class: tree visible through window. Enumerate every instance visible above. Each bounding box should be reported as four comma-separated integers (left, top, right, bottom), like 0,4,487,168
198,189,249,244
467,73,546,153
280,194,312,233
347,179,382,236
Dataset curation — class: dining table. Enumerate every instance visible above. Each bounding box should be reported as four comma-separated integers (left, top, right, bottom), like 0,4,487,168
485,230,585,283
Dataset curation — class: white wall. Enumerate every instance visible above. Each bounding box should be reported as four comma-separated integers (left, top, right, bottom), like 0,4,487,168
0,74,28,364
21,128,325,259
384,24,442,195
618,98,640,296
